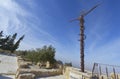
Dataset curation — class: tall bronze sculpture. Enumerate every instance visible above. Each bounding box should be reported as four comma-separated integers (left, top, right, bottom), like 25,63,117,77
70,3,100,72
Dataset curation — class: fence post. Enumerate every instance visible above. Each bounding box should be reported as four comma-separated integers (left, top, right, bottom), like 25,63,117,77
117,74,119,79
101,76,104,79
113,67,116,79
99,65,102,76
106,67,109,79
92,63,96,76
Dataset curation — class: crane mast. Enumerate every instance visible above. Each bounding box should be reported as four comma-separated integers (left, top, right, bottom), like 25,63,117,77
70,3,100,72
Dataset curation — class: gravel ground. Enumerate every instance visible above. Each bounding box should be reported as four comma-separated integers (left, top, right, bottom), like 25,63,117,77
37,75,65,79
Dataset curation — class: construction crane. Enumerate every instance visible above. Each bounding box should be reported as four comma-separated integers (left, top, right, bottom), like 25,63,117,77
70,3,100,72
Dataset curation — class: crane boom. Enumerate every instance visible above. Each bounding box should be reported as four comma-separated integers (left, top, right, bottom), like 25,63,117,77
70,3,101,23
83,3,101,16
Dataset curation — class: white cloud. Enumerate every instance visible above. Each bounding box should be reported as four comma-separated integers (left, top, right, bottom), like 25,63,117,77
0,0,58,50
0,0,28,33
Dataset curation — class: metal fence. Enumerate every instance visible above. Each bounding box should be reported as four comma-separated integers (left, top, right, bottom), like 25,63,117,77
92,62,120,79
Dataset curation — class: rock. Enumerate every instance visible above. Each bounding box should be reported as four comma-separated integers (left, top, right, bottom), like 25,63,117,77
37,62,42,68
18,73,35,79
15,69,20,79
46,61,51,69
19,62,29,68
110,73,118,79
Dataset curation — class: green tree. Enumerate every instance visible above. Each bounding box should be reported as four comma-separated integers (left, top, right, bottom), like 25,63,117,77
21,45,56,65
0,31,24,53
65,62,72,67
0,35,11,50
0,31,3,38
39,45,56,64
12,35,25,52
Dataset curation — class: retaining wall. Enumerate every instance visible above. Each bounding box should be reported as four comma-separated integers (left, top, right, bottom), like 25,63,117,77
16,56,62,79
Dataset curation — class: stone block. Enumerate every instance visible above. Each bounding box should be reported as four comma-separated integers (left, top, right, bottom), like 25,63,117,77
18,73,35,79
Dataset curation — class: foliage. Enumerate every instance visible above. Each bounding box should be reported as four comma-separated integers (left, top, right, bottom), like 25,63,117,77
0,31,24,53
11,35,25,52
18,45,56,65
64,62,72,67
56,60,63,65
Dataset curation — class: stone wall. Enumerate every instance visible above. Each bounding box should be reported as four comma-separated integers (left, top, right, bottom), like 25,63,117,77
63,67,92,79
16,68,62,78
16,56,62,79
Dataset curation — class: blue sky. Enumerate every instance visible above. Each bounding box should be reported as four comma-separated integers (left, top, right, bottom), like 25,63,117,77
0,0,120,69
